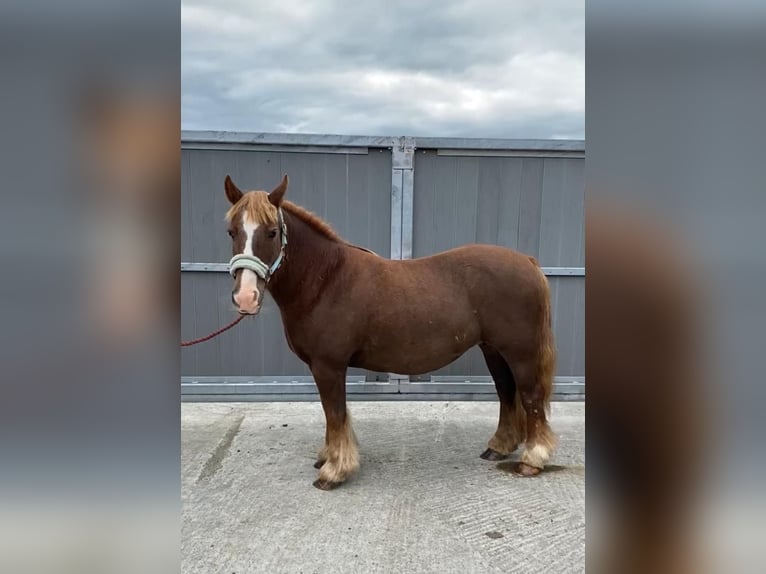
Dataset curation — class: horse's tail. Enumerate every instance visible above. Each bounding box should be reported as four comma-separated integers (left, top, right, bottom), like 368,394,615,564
532,257,556,415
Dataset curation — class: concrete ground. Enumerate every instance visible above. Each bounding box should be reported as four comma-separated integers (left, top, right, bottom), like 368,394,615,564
182,402,584,574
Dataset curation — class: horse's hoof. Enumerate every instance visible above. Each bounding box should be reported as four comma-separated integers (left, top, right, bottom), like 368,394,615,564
514,462,542,477
313,459,325,469
313,479,342,491
480,448,510,461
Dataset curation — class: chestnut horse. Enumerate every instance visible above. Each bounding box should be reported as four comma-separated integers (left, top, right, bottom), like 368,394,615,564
224,174,557,490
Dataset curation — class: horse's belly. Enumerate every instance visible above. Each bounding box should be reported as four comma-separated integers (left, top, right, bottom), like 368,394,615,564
357,343,474,375
355,322,480,375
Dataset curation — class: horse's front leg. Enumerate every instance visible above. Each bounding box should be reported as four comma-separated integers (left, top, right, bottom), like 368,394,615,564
311,362,359,490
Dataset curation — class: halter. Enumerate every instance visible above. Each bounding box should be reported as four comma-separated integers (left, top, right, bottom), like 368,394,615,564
228,207,288,283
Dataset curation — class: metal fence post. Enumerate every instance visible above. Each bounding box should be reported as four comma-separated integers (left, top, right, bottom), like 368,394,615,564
388,136,416,386
390,136,415,259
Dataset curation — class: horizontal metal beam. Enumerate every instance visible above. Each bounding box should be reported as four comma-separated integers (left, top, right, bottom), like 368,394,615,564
541,267,585,276
181,262,229,272
183,375,366,384
181,377,398,396
181,262,585,276
182,130,397,149
436,149,584,158
181,130,585,153
183,142,369,155
397,383,583,396
181,376,584,401
416,137,584,152
183,393,584,403
428,375,584,385
401,378,584,397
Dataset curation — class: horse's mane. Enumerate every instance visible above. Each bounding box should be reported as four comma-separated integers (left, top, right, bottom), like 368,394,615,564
282,201,343,243
225,191,343,243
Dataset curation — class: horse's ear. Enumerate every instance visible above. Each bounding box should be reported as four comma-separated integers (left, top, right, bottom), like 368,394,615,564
224,175,243,205
268,175,289,207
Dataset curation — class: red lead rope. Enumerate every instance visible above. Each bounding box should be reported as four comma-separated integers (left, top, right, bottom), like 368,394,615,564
181,314,247,347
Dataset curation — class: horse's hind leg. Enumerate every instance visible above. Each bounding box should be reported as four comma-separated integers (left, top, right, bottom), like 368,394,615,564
479,344,526,461
311,362,359,490
503,355,558,476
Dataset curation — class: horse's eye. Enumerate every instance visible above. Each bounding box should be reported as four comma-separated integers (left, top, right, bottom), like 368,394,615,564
227,229,235,238
268,229,277,239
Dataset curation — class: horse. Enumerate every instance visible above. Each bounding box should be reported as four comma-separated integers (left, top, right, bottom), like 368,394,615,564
223,174,558,490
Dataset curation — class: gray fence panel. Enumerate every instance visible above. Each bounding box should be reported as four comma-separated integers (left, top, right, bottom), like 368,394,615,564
549,277,585,376
412,150,584,379
517,158,545,256
539,158,585,267
181,133,584,399
181,147,392,379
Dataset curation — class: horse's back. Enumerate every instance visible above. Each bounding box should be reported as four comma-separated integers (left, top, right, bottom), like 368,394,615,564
358,242,546,326
401,243,543,290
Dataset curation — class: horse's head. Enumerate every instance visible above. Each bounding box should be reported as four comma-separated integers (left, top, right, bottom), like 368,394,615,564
223,174,289,315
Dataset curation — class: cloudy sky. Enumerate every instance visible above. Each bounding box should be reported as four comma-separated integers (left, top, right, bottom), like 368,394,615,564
182,0,583,138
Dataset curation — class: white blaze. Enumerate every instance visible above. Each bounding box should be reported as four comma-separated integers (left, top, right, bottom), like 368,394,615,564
239,213,260,304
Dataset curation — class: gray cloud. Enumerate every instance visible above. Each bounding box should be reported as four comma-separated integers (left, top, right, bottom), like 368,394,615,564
182,0,584,138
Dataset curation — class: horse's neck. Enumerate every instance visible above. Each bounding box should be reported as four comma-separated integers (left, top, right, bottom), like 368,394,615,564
267,213,343,311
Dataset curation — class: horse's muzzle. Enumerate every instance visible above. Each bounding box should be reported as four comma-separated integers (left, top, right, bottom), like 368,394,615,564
232,287,262,315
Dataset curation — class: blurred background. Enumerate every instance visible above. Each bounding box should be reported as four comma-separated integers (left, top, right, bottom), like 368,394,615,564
587,1,766,572
0,1,180,573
